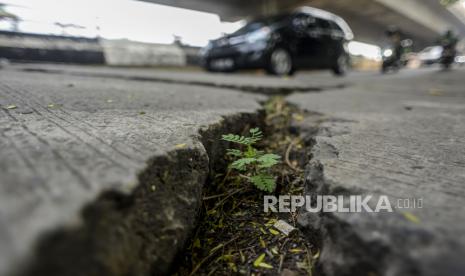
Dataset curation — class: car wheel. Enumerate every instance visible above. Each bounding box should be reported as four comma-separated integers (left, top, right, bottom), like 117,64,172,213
267,48,293,76
332,54,349,76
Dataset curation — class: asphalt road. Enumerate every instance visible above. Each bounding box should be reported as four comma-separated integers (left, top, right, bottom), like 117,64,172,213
0,63,464,275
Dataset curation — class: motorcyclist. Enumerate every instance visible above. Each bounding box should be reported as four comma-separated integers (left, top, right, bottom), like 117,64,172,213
382,26,403,72
438,30,458,69
386,26,403,62
439,30,458,51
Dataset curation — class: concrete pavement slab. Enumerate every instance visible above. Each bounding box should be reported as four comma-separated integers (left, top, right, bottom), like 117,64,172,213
0,68,264,275
288,68,465,276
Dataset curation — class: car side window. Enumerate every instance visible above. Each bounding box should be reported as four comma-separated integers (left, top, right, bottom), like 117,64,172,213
292,13,315,30
329,21,342,32
306,17,317,30
329,21,344,37
315,18,331,31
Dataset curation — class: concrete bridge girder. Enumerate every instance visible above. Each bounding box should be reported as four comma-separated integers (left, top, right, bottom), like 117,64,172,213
138,0,465,48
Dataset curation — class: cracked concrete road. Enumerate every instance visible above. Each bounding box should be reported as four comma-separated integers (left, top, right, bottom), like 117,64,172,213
289,67,465,276
1,63,465,276
0,66,265,276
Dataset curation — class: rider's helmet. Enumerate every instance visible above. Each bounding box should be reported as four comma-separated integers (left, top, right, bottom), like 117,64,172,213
386,25,400,37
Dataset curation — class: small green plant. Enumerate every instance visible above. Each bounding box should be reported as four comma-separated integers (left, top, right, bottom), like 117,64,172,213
221,128,280,192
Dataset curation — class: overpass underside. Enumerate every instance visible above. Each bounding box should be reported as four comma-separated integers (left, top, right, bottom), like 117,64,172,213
140,0,465,48
279,0,437,47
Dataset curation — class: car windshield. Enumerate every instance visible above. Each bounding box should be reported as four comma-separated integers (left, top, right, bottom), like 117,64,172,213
232,14,289,35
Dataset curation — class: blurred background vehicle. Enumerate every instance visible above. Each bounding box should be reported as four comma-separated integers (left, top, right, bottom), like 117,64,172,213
381,43,413,73
418,45,443,65
200,7,353,76
381,26,413,73
456,54,465,65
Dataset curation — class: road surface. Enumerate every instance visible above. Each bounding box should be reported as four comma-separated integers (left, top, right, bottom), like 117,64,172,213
0,63,464,276
290,67,465,276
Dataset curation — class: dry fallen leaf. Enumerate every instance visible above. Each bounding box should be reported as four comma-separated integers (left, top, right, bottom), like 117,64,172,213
253,253,273,269
428,88,443,96
259,237,266,248
292,113,305,122
253,253,265,267
269,228,280,236
258,262,273,269
313,249,320,259
239,250,245,263
175,143,187,149
402,211,420,224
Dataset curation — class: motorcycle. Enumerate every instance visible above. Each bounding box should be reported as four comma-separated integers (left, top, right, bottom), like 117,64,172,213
381,39,412,73
381,48,402,73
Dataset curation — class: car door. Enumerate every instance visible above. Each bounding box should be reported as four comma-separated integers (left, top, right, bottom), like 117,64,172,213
313,18,335,67
291,13,324,68
328,21,346,64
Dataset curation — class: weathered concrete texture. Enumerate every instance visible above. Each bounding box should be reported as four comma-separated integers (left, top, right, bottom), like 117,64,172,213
0,68,265,276
12,63,347,94
101,39,186,66
288,68,465,276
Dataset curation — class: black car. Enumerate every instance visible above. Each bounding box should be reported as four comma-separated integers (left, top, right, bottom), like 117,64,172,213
201,7,354,76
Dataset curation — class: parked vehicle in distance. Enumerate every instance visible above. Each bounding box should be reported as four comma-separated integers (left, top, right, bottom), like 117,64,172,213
418,46,442,66
455,55,465,66
200,7,353,76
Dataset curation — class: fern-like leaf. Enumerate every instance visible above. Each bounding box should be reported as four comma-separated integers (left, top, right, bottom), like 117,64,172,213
230,158,256,171
250,174,276,192
257,153,281,168
249,127,263,142
222,128,263,146
226,149,242,157
221,134,254,145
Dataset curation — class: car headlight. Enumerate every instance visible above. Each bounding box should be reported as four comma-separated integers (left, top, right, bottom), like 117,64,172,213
246,27,271,44
383,49,393,57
